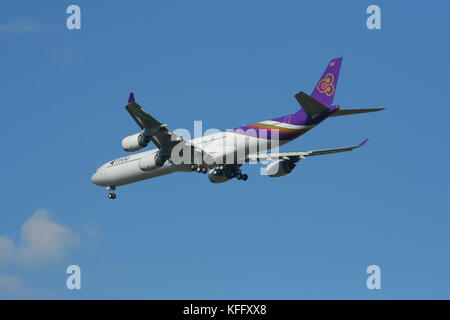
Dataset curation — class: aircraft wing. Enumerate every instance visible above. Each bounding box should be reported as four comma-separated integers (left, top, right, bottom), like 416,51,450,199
125,92,182,150
125,92,214,163
246,139,368,162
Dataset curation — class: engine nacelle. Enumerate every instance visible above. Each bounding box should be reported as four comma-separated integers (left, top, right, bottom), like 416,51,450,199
208,170,231,183
138,153,166,171
266,160,296,177
138,153,158,171
122,132,149,152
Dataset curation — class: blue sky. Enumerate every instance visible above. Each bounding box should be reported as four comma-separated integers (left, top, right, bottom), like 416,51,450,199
0,0,449,299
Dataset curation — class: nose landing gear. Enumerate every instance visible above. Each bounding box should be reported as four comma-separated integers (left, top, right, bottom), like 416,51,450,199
107,186,116,199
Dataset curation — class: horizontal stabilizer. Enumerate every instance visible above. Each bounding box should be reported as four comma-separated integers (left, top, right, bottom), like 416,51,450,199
295,92,329,116
328,108,385,117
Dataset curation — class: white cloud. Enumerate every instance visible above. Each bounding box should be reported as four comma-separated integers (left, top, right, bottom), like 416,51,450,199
0,209,80,268
0,275,23,297
0,18,46,34
0,236,15,269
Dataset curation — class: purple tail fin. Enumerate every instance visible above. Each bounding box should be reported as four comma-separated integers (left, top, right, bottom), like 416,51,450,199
311,57,343,106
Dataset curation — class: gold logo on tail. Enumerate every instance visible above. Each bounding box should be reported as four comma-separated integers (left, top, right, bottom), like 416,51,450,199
316,73,335,96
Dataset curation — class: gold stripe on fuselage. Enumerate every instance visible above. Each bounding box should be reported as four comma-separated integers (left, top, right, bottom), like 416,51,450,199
248,122,308,133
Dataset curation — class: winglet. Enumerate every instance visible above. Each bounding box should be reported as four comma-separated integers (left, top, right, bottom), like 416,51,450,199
128,92,135,104
358,138,369,147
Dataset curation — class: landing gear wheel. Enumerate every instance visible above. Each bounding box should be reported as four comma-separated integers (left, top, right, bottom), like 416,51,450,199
213,169,219,176
106,186,116,199
190,164,196,171
196,166,202,173
242,174,248,181
236,173,242,180
202,167,208,174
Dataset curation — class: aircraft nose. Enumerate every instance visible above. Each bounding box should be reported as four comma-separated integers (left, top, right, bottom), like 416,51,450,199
91,172,98,185
91,172,103,186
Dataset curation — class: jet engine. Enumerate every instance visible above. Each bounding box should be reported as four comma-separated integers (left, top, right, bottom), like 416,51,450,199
121,132,151,152
138,153,167,171
266,159,296,177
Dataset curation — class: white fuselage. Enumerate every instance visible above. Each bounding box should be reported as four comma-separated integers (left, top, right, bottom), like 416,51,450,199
91,130,288,187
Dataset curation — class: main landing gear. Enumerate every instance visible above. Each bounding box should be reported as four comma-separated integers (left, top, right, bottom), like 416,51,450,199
107,186,116,199
191,164,248,181
190,164,208,174
236,172,248,181
212,165,248,181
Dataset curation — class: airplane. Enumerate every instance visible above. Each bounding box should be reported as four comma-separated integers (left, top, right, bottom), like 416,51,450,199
91,57,384,198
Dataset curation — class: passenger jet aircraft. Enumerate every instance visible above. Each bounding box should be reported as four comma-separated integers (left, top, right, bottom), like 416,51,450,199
92,57,383,198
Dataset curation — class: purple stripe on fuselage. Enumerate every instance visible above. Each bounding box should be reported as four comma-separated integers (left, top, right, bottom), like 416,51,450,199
232,105,338,141
230,126,306,141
